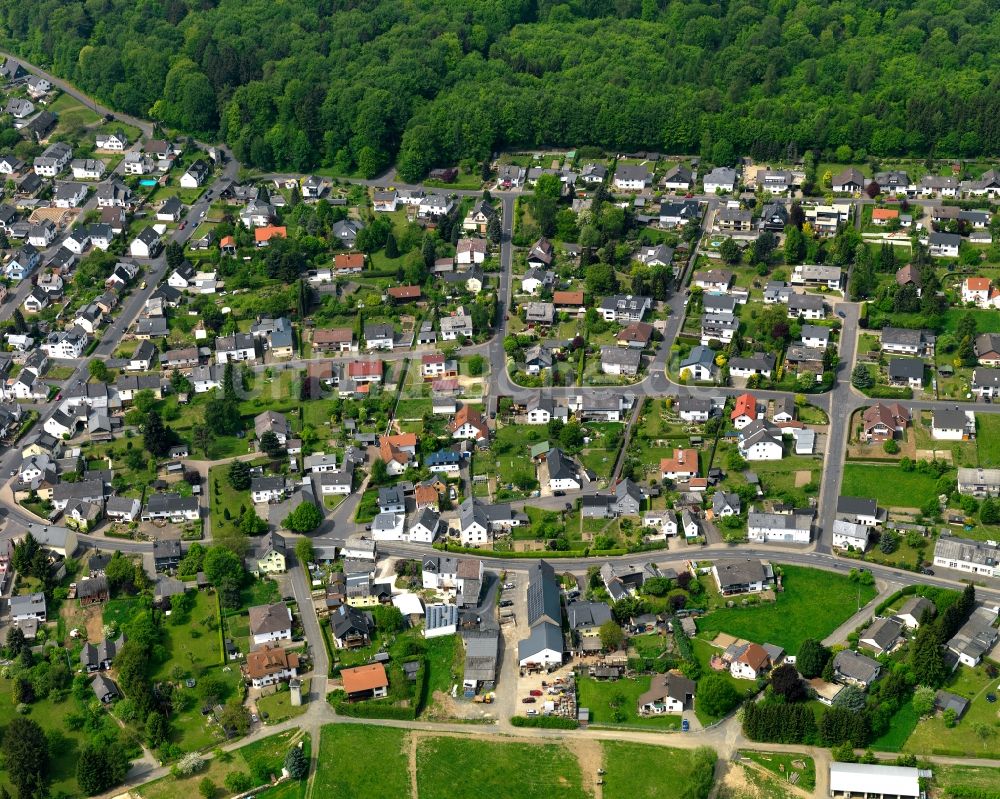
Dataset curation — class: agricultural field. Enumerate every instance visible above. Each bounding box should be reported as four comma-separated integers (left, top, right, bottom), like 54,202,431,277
695,565,878,653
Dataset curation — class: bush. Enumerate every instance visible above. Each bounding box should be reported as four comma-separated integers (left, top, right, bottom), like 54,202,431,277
509,716,578,729
883,438,899,454
224,772,254,793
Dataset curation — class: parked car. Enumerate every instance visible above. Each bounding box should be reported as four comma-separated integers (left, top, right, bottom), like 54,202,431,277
499,600,513,608
529,689,543,697
526,709,538,716
503,583,516,590
521,697,536,704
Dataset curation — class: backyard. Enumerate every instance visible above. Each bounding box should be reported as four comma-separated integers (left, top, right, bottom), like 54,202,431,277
695,565,878,652
575,675,683,730
136,730,308,799
902,659,1000,756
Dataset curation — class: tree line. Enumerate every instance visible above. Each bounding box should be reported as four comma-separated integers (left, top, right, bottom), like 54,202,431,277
4,0,1000,179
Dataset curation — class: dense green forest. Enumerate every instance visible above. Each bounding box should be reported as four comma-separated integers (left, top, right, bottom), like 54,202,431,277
3,0,1000,179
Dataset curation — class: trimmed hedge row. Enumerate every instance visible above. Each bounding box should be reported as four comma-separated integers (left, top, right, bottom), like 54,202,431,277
510,716,578,729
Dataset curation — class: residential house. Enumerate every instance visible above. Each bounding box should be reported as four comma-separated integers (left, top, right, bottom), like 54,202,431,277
703,167,737,193
730,393,760,429
712,558,772,595
679,346,717,381
251,477,288,504
729,352,775,380
832,519,872,551
638,672,696,715
456,237,487,265
716,207,752,232
930,232,961,258
974,333,1000,366
245,644,299,688
832,650,881,688
837,496,884,527
179,159,209,188
791,264,842,291
215,332,256,364
859,617,904,655
747,510,812,543
887,358,924,389
896,597,935,630
660,448,699,481
449,405,489,441
881,327,935,356
957,467,1000,498
931,408,975,440
142,494,199,522
662,164,693,190
730,643,771,680
600,346,641,376
598,294,651,323
787,292,826,320
946,606,999,667
248,602,293,646
861,402,910,442
972,368,1000,399
545,447,581,491
613,164,651,190
340,663,388,700
738,421,784,461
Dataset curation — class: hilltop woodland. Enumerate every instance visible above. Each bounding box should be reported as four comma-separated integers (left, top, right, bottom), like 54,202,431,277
3,0,1000,179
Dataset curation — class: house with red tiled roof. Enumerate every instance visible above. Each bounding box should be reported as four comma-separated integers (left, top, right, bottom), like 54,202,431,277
660,448,699,481
449,405,489,441
347,360,382,383
340,663,388,701
254,225,286,247
731,393,759,429
862,402,911,442
872,208,899,225
731,643,770,680
334,252,365,274
313,328,356,353
387,285,421,301
244,644,299,688
962,277,1000,308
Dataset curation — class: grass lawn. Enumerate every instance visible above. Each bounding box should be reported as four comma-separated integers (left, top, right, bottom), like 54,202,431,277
256,683,308,723
695,565,878,653
942,307,1000,335
576,675,682,729
977,414,1000,467
934,765,1000,798
840,464,941,509
903,659,1000,756
416,736,586,799
312,725,410,799
740,751,816,791
869,698,920,751
209,462,255,534
0,679,99,797
601,742,716,799
137,729,306,799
